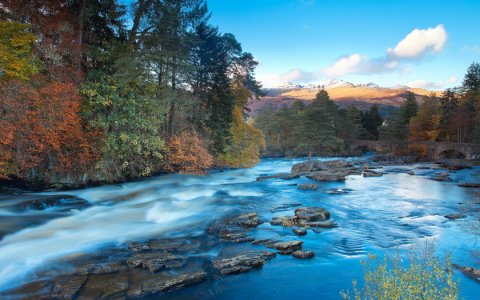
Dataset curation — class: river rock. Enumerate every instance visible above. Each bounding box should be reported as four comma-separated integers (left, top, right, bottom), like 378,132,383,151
232,212,260,228
292,228,307,236
458,183,480,188
127,252,185,273
295,207,330,221
307,171,347,182
271,241,303,254
437,160,473,170
298,183,318,191
251,239,279,247
327,188,353,195
128,271,207,298
15,195,90,211
256,173,300,181
51,274,88,299
432,173,452,182
78,270,129,299
212,251,276,275
444,213,467,220
363,170,383,177
453,264,480,283
291,160,353,175
292,250,315,259
270,216,298,227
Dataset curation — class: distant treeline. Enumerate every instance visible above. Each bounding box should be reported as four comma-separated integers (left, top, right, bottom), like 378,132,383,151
254,63,480,157
0,1,265,187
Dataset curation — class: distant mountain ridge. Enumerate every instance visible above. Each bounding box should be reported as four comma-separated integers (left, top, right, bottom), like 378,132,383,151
248,80,438,115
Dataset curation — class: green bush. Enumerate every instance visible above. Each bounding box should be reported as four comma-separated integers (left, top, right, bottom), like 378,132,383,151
340,246,459,300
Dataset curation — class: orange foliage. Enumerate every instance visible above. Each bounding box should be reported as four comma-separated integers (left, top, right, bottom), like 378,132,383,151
0,80,99,180
162,131,213,174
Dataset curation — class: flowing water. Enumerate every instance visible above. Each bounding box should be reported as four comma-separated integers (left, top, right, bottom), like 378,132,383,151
0,157,479,299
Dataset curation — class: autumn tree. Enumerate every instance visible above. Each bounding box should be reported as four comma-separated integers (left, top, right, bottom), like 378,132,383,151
408,94,441,142
163,131,213,174
0,21,40,81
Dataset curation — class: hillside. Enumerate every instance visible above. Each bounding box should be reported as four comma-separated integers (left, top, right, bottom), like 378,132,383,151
248,81,438,115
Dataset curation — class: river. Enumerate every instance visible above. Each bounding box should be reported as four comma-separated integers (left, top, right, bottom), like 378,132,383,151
0,157,479,299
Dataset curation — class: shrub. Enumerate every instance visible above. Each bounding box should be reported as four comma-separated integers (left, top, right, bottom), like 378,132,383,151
340,245,459,300
162,131,213,174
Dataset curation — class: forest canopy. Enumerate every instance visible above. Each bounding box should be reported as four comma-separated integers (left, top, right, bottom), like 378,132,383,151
0,0,264,186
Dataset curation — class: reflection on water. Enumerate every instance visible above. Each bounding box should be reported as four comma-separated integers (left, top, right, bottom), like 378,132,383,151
0,157,479,299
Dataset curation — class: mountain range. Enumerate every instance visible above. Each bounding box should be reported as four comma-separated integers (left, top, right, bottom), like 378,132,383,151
248,79,438,115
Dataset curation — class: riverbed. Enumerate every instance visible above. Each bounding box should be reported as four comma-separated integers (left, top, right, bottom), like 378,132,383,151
0,157,479,299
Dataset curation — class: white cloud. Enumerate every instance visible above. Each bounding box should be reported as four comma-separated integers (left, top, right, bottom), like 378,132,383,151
387,25,447,59
323,54,365,77
322,24,447,78
406,76,457,89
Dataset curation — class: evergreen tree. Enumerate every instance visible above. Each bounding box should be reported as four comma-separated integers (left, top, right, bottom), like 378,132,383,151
362,105,384,140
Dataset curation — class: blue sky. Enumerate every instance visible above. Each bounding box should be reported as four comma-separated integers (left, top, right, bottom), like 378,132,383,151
208,0,480,89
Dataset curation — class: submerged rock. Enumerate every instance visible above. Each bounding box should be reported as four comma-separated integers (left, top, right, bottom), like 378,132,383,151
212,251,276,275
270,203,302,213
432,172,452,182
453,264,480,283
15,195,90,211
298,183,318,191
256,173,300,181
444,213,467,220
301,220,337,228
326,188,353,195
458,183,480,188
292,250,315,259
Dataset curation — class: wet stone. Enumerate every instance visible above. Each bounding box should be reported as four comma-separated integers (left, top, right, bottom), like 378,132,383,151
292,250,315,259
51,274,88,299
292,228,307,236
444,213,467,220
212,251,276,275
298,184,318,191
301,220,338,228
453,264,480,283
231,212,260,228
128,271,207,298
256,173,300,181
271,241,303,254
251,239,279,247
127,252,185,273
78,270,129,299
295,207,330,222
363,170,383,177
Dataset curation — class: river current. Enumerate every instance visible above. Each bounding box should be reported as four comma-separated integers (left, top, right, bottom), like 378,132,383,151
0,157,479,299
